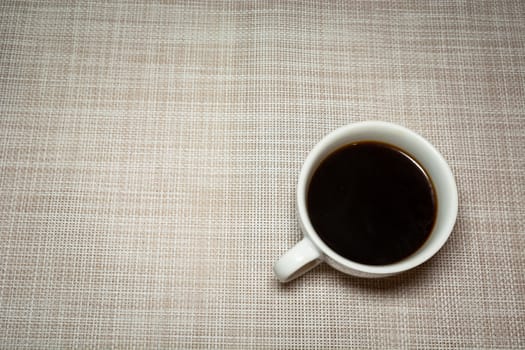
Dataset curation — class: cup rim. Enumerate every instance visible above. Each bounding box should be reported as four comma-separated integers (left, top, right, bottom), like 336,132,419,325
297,121,458,275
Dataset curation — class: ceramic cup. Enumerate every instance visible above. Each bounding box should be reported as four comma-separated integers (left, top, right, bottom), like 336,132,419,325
274,121,458,282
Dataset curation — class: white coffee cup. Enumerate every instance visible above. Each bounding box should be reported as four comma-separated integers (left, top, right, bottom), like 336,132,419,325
274,121,458,282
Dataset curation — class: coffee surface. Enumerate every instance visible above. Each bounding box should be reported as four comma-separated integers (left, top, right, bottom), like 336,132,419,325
307,142,436,265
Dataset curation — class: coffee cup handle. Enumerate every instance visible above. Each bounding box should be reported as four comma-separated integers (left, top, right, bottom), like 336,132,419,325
274,238,322,282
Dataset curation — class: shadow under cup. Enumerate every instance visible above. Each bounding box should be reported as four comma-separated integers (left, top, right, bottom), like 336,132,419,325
274,121,458,282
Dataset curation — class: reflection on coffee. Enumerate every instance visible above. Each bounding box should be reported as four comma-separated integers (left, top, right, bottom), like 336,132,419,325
307,142,436,265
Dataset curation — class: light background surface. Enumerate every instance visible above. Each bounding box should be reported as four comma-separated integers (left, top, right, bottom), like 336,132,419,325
1,1,524,348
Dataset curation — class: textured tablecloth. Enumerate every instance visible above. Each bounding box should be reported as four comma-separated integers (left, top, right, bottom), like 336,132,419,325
1,1,524,348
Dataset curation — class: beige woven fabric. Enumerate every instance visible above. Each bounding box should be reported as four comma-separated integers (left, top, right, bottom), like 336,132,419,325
1,1,524,348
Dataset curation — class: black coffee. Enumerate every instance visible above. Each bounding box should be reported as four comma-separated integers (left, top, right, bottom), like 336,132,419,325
307,142,436,265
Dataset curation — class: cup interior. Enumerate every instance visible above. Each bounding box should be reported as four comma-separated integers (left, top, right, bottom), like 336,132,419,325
297,121,458,276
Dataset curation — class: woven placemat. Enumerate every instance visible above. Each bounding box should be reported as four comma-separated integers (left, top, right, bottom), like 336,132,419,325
1,1,524,348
